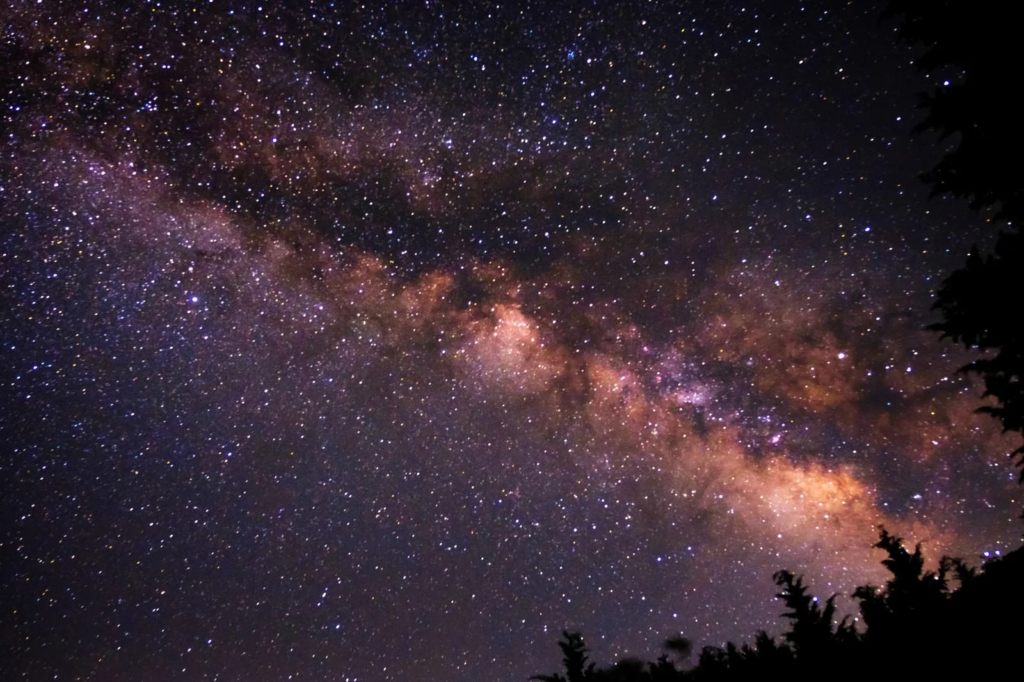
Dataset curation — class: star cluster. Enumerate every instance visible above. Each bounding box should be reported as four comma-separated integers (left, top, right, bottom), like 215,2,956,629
1,2,1020,681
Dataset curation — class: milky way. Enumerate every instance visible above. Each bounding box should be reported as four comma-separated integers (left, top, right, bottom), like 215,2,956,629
1,2,1021,681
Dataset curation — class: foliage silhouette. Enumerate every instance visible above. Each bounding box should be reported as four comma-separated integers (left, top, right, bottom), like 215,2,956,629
532,631,595,682
929,233,1024,469
884,1,1024,472
883,0,1022,219
773,569,852,656
532,527,1024,681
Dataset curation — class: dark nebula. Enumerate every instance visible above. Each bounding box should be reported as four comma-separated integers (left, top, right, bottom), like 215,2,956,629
1,2,1019,681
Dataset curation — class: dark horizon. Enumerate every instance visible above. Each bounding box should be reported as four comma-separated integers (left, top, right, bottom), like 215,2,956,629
1,1,1020,681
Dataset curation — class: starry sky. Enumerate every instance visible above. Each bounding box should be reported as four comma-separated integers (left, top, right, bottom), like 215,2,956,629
1,1,1021,681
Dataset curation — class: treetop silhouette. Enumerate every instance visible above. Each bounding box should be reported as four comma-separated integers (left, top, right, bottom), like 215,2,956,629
533,527,1024,681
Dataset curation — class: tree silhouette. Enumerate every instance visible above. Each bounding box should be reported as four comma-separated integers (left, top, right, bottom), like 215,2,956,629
929,233,1024,470
773,570,843,655
532,527,1023,681
885,1,1024,474
532,631,595,682
848,526,951,676
883,1,1023,220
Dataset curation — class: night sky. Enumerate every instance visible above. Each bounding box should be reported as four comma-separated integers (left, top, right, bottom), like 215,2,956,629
2,1,1021,681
